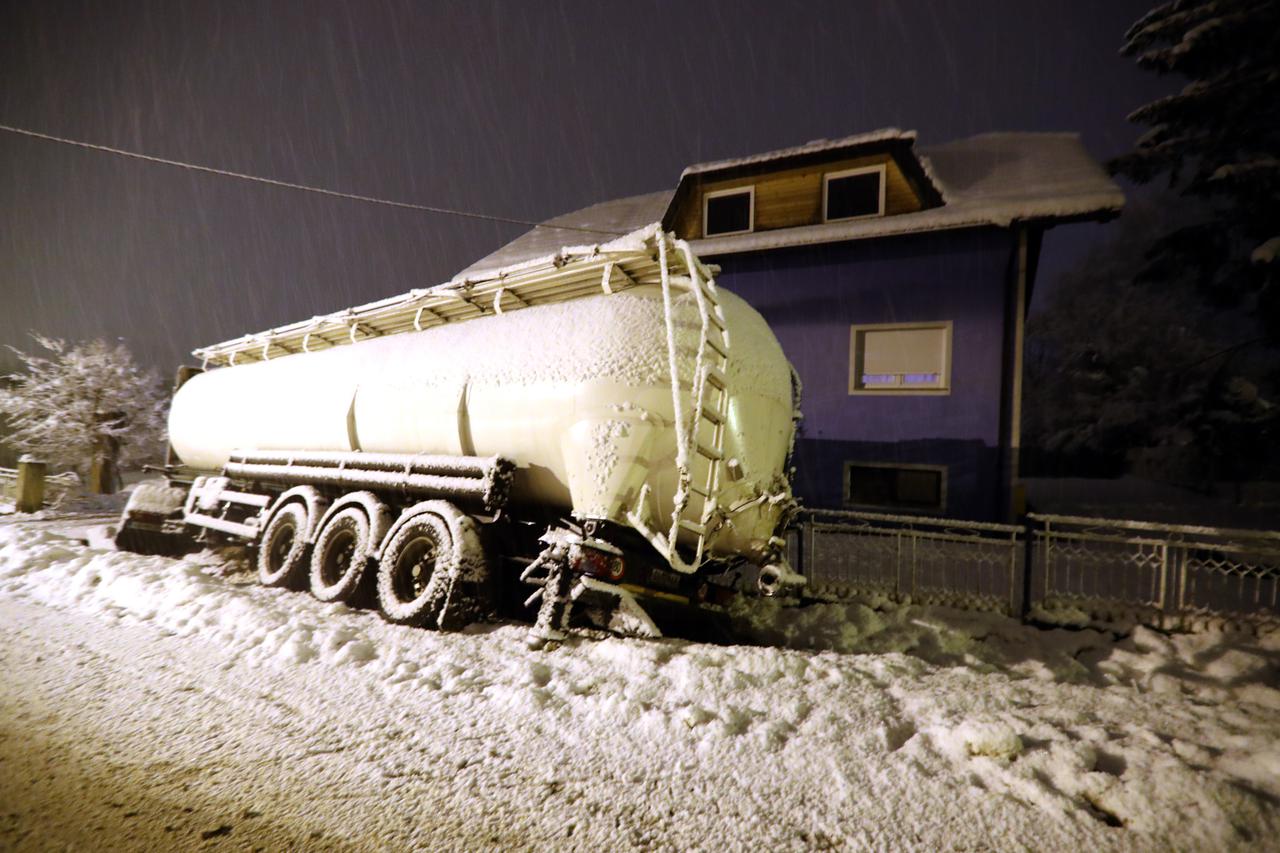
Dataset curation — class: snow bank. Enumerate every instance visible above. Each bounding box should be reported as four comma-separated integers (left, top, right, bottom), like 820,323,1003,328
1,522,1277,849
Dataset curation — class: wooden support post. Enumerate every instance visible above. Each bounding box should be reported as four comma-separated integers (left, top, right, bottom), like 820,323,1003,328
15,455,46,513
88,424,122,494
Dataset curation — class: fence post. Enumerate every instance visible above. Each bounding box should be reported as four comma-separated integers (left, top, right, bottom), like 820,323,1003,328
1022,517,1041,621
806,521,816,585
1159,541,1183,630
1010,528,1023,618
15,455,47,513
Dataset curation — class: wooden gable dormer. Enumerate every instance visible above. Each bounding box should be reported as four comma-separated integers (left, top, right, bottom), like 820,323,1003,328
663,130,943,242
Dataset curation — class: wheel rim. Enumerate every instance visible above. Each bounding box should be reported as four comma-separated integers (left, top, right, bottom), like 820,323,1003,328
266,520,296,574
320,526,358,586
392,535,437,602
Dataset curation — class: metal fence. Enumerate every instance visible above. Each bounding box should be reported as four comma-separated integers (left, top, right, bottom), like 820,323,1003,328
1030,513,1280,631
793,509,1024,615
793,509,1280,631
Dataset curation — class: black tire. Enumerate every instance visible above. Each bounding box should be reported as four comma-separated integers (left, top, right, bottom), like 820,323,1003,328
376,512,452,627
257,502,310,588
309,507,373,604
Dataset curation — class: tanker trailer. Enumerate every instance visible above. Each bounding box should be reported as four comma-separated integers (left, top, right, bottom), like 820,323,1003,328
116,225,803,640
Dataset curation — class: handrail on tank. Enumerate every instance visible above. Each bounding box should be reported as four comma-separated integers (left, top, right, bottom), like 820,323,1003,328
191,224,692,368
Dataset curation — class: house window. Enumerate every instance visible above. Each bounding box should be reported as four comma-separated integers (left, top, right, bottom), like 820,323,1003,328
824,165,886,222
703,187,754,237
849,321,952,394
845,462,946,511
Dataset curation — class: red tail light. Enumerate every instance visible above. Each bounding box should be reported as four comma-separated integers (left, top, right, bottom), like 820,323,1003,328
572,545,625,581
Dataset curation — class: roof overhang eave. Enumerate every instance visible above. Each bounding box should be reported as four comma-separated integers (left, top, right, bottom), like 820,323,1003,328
687,198,1125,258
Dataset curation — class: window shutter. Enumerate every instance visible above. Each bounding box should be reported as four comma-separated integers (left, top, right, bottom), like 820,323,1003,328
850,322,952,393
862,327,945,375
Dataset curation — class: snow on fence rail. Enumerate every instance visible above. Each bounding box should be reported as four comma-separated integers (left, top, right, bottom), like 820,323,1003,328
1030,513,1280,631
792,509,1280,631
0,467,81,507
793,509,1024,615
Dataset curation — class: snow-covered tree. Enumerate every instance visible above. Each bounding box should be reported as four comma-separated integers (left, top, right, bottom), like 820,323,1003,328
1024,198,1278,490
1109,0,1280,338
0,336,168,493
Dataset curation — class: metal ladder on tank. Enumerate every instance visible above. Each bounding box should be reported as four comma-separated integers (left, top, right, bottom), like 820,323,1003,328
626,236,731,574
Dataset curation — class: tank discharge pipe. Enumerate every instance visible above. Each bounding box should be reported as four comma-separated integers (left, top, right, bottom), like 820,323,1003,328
223,450,514,512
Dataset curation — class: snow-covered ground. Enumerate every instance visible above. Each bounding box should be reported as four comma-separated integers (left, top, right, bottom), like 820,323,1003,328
0,521,1277,850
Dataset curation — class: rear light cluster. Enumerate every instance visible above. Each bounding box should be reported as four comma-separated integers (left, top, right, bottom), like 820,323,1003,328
571,545,625,581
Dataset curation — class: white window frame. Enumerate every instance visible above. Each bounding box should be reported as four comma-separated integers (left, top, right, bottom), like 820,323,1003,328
849,320,952,395
843,461,948,511
823,164,887,223
702,185,755,238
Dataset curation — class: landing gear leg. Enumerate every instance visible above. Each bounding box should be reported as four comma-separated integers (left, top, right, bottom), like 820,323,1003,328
524,540,572,649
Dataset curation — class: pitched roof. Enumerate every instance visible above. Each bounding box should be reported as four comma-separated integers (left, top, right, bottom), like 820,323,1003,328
679,127,916,178
455,191,670,280
455,131,1123,276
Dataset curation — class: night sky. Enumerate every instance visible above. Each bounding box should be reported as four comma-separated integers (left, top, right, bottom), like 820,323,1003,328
1,0,1173,373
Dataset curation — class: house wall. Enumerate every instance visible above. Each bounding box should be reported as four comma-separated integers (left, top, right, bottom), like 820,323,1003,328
672,152,924,240
709,227,1017,520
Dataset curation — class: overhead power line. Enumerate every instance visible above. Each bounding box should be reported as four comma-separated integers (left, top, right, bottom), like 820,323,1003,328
0,122,623,237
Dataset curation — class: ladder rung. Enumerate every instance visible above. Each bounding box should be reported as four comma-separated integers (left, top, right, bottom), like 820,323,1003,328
700,405,724,425
705,336,729,360
695,443,723,461
678,274,719,302
671,275,718,304
704,368,727,391
689,484,711,499
679,519,706,535
707,309,727,333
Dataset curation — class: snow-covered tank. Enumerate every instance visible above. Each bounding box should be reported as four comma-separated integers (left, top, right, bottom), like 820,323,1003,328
125,227,801,640
170,284,793,564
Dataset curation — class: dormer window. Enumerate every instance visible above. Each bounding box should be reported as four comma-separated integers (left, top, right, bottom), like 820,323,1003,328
703,186,754,237
823,165,886,222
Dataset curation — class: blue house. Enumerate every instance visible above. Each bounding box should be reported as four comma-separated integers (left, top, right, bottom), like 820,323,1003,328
458,130,1123,521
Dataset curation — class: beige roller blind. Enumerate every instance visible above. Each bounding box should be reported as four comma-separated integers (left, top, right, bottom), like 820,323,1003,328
850,322,952,393
861,326,947,375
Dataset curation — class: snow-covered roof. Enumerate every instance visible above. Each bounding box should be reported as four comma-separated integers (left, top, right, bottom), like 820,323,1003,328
679,127,916,178
456,132,1124,273
455,191,672,280
689,132,1125,256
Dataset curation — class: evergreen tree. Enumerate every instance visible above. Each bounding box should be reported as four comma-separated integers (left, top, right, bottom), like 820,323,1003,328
1109,0,1280,338
1024,197,1277,489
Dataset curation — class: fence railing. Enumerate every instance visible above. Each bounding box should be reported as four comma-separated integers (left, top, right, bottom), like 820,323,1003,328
793,509,1280,631
794,509,1024,616
1030,513,1280,630
0,467,81,508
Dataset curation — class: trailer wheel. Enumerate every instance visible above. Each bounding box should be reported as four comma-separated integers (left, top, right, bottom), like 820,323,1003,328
376,511,452,627
309,507,373,604
257,502,310,588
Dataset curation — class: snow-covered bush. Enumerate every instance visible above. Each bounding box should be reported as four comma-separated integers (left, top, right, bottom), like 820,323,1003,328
0,335,168,492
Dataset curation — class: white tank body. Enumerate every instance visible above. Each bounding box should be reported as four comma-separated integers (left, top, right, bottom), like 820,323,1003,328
169,285,796,563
